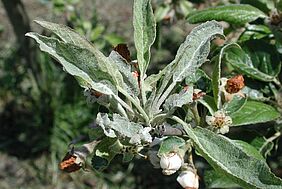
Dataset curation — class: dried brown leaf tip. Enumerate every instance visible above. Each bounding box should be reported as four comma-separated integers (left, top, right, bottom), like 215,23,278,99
59,152,82,173
113,43,131,63
225,75,245,94
192,90,206,101
132,71,139,78
90,89,103,98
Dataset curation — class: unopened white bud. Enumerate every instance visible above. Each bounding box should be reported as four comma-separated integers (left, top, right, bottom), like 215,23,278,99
160,152,182,175
177,169,199,189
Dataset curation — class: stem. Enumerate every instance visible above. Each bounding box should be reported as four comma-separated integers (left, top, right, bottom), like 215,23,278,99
260,131,281,153
190,102,201,126
273,77,282,88
118,86,150,124
152,72,173,111
187,152,195,168
266,131,281,143
114,95,134,114
116,103,129,119
150,113,167,125
140,73,147,107
150,108,176,125
156,81,176,109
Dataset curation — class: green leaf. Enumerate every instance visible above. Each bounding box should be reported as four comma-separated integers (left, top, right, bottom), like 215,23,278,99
230,101,280,126
122,152,134,163
90,25,105,41
277,0,282,13
241,86,268,101
92,138,121,171
271,25,282,54
212,43,240,109
239,25,272,42
223,95,247,115
187,4,266,25
172,21,224,83
242,40,281,78
179,0,193,16
155,4,170,22
224,45,278,82
133,0,156,77
96,113,152,144
241,0,275,13
251,136,274,157
158,136,186,156
198,95,217,115
104,33,125,46
182,125,282,189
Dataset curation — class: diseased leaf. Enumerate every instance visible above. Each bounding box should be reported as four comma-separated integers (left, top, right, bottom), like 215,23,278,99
109,50,139,96
34,20,95,51
30,21,136,97
153,21,224,111
96,113,152,144
187,4,266,25
133,0,156,77
230,101,280,126
205,170,240,188
182,125,282,189
172,21,224,83
26,33,116,95
164,86,193,111
232,140,265,160
185,69,212,92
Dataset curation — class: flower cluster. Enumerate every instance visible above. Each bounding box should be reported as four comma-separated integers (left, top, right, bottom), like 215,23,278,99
206,110,232,134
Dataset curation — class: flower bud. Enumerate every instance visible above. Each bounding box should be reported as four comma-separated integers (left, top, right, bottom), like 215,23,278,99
160,152,182,175
177,169,199,189
59,141,98,172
